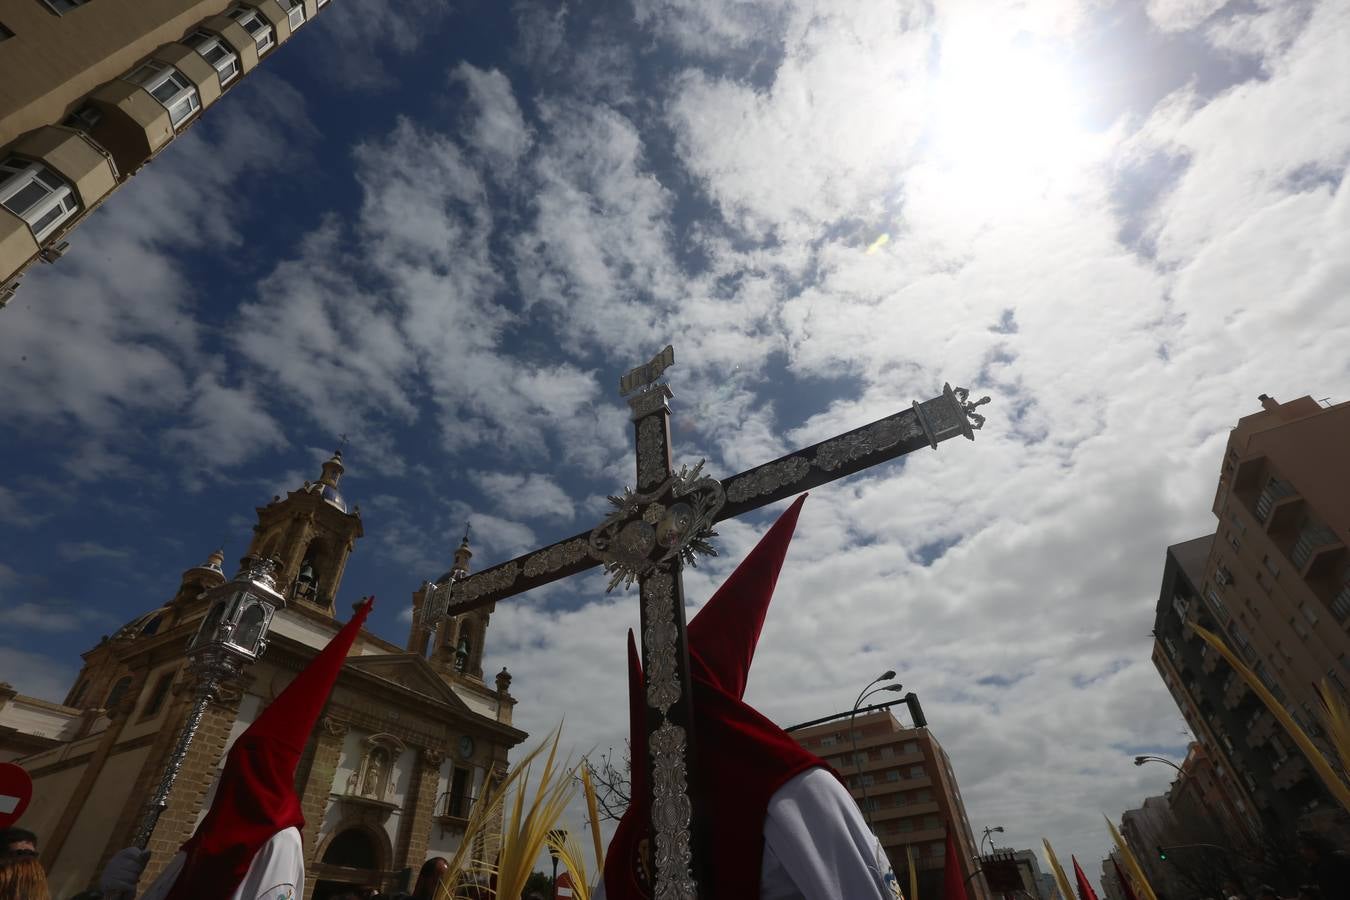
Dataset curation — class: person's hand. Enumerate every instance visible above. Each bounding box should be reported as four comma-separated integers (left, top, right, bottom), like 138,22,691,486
99,847,151,894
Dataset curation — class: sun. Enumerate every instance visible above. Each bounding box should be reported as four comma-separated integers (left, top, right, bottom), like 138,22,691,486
922,27,1090,216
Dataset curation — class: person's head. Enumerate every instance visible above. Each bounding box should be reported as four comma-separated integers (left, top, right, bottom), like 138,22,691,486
0,855,50,900
0,829,36,858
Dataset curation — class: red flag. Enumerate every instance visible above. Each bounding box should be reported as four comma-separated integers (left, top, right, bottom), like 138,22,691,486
1111,857,1140,900
1072,856,1100,900
943,829,970,900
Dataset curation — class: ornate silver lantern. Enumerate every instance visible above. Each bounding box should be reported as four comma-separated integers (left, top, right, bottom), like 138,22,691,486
133,556,286,847
188,556,286,673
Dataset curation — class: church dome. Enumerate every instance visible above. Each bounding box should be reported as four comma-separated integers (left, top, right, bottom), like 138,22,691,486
319,483,347,513
113,605,171,641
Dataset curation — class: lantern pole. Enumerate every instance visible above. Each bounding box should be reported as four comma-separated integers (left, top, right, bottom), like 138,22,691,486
131,556,286,850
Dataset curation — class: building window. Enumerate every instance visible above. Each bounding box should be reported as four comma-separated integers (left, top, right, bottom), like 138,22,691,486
445,766,473,818
41,0,92,12
1290,616,1309,640
1206,588,1229,621
820,734,837,747
105,676,134,711
279,0,305,29
886,769,900,782
126,60,200,127
909,764,925,778
140,671,175,719
185,30,240,86
915,788,932,802
0,157,79,242
1300,603,1319,626
902,741,918,755
228,4,275,54
63,104,102,133
929,842,944,857
1333,577,1350,622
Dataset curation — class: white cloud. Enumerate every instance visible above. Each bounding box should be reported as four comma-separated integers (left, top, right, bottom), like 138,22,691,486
451,63,533,176
57,541,131,562
471,471,575,522
1,601,110,633
165,371,290,469
1145,0,1231,33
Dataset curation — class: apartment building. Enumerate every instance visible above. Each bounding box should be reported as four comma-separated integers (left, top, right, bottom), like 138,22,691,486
792,707,991,900
0,0,333,306
1152,394,1350,839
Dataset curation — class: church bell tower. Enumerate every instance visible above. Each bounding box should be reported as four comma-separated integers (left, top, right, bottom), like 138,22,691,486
408,528,495,683
247,450,363,616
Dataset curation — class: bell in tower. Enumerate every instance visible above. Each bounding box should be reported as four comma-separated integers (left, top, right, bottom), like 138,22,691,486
247,449,363,617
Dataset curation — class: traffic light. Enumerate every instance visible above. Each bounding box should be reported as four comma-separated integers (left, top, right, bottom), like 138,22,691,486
904,692,928,728
1157,846,1168,861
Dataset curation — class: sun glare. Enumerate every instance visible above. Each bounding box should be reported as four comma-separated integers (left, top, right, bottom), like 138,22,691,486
924,28,1090,215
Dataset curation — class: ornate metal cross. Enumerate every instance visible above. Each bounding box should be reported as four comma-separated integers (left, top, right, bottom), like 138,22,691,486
422,346,989,899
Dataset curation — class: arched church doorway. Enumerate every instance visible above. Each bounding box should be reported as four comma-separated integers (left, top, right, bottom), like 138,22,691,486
311,826,384,900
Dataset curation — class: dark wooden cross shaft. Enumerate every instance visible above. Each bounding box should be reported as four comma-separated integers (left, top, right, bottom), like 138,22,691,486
424,347,988,899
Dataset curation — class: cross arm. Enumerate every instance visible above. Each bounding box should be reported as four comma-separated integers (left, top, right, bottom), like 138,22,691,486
438,383,987,619
715,383,987,522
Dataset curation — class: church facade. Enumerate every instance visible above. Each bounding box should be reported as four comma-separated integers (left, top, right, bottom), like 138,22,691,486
0,451,527,900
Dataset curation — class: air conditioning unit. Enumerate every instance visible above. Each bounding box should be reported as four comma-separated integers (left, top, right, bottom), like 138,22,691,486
39,241,71,263
0,278,20,308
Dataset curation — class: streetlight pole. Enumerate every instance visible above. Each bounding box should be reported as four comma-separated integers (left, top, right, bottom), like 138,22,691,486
547,828,568,898
131,557,286,848
848,671,903,829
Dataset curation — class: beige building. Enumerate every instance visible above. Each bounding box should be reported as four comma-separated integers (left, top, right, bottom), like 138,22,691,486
0,0,332,306
791,708,991,900
0,451,527,900
1152,394,1350,840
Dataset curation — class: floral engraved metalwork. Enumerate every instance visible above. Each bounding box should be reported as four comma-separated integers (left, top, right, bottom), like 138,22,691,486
456,563,518,605
649,720,697,900
724,456,810,503
637,416,666,488
643,502,666,525
642,572,681,714
590,462,725,592
419,580,450,629
814,414,923,472
521,538,592,579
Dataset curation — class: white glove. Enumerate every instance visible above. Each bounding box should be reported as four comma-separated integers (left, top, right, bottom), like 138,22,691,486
99,847,150,894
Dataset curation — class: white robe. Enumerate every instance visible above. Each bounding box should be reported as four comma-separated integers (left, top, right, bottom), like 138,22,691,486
598,767,902,900
139,826,305,900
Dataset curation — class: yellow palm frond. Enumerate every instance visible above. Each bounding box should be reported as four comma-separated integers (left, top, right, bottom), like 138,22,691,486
1105,817,1158,900
1042,838,1074,900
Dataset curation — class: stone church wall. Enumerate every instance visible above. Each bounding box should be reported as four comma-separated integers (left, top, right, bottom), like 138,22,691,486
51,744,151,898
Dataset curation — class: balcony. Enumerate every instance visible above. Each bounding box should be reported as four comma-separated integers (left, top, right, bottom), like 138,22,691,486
1292,523,1341,575
1255,477,1298,524
1223,675,1249,710
1244,711,1276,748
434,791,476,832
1271,754,1308,791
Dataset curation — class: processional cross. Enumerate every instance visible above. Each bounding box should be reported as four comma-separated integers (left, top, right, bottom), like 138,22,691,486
422,346,990,899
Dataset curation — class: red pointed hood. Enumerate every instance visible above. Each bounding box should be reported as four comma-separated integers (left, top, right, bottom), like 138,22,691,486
687,495,807,700
606,495,828,899
1072,856,1101,900
942,829,970,900
165,597,374,900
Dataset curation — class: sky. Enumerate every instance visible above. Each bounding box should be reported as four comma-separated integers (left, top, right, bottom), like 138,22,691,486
2,0,1349,887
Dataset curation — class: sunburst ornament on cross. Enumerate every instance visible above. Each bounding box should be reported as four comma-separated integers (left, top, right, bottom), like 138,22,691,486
423,345,990,899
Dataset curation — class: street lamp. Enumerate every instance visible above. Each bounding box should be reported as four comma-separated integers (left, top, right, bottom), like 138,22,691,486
1133,755,1186,778
981,825,1005,855
132,556,286,847
849,670,903,829
547,828,569,897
